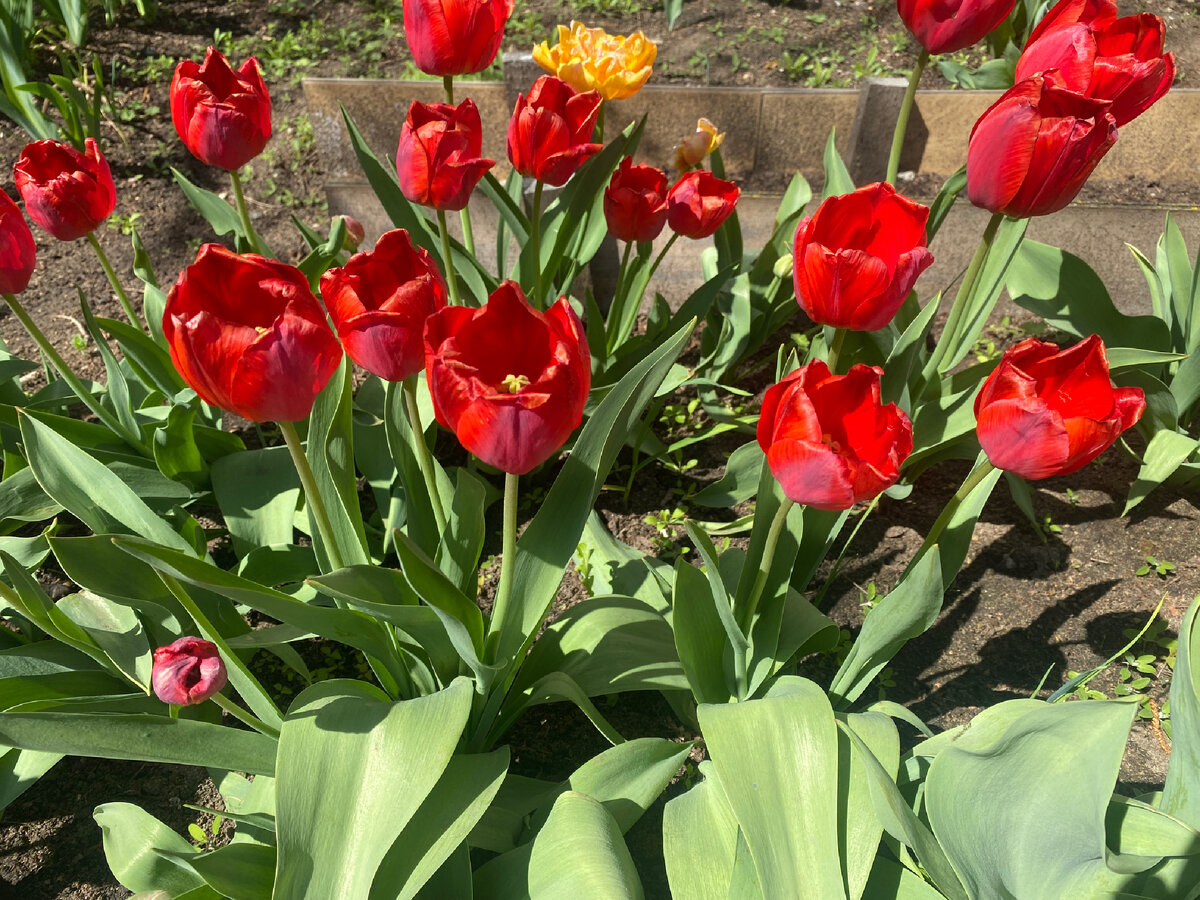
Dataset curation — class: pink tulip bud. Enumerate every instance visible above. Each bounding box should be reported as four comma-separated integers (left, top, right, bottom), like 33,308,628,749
151,636,228,706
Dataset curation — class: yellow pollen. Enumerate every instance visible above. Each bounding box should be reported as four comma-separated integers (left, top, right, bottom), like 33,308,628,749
499,373,530,394
255,326,268,334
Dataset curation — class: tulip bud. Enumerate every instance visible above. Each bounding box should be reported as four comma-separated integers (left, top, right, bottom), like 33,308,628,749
898,0,1019,55
152,636,228,706
403,0,514,77
672,118,725,172
337,215,366,251
603,157,668,244
665,170,740,240
397,99,495,211
0,191,36,295
171,47,272,171
772,254,793,281
507,76,603,188
13,138,116,242
533,21,656,101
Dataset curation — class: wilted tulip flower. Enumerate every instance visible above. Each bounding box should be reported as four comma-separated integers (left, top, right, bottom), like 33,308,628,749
507,76,603,187
974,335,1144,480
672,117,725,172
897,0,1018,55
170,47,273,171
152,637,228,706
533,21,656,101
424,281,590,474
1015,0,1174,127
320,228,447,383
0,192,36,295
13,138,116,242
666,170,740,239
604,157,668,243
397,99,495,211
164,244,343,422
792,182,934,332
757,361,912,511
967,73,1117,218
403,0,514,76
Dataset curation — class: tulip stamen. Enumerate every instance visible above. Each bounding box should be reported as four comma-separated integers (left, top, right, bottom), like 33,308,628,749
499,373,531,394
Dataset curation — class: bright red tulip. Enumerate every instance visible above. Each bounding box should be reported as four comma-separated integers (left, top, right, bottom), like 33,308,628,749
974,335,1144,480
403,0,514,76
0,192,36,295
424,281,590,474
397,99,495,211
507,75,602,187
320,228,447,383
164,244,343,423
966,73,1117,218
666,170,740,240
171,47,272,171
152,637,228,706
897,0,1018,55
757,361,912,511
792,182,933,332
13,138,116,242
604,156,668,243
1016,0,1174,127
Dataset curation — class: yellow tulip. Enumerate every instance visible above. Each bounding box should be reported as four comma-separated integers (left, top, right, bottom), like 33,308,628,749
532,21,657,101
672,118,725,171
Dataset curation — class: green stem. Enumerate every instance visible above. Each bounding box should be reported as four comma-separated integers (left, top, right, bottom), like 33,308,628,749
436,209,464,306
622,231,679,322
488,472,520,659
925,212,1003,380
738,497,795,635
916,458,997,562
443,74,454,104
460,206,476,258
531,181,545,308
279,419,346,571
230,168,266,256
812,496,879,610
886,50,929,186
85,232,140,328
210,691,280,738
402,376,447,536
825,327,847,374
605,239,636,353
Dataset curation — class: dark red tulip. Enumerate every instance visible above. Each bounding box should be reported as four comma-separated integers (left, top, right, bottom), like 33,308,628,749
604,156,668,243
320,228,447,383
966,73,1117,218
164,244,343,423
1016,0,1174,127
897,0,1018,55
757,361,912,511
666,170,740,240
792,182,933,332
170,47,272,171
424,281,590,474
397,99,495,211
507,75,602,188
403,0,514,76
974,335,1144,480
0,191,36,295
152,637,227,706
13,138,116,242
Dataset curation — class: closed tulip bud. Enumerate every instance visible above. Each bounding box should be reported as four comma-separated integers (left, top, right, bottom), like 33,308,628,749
508,76,603,187
666,170,740,240
792,182,934,332
152,637,228,706
671,117,724,172
757,361,912,511
337,214,366,251
397,99,495,211
967,73,1117,218
164,244,343,423
14,138,116,242
897,0,1019,55
320,228,447,383
533,21,656,101
975,335,1144,480
403,0,514,77
171,48,272,171
0,191,36,295
603,157,668,243
424,281,590,474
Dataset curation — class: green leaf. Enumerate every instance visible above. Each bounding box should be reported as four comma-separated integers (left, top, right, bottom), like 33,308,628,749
78,289,141,444
821,128,854,199
171,167,246,242
95,802,205,895
663,762,742,900
693,441,764,508
307,359,370,569
1165,596,1200,829
1125,430,1199,515
56,593,152,691
926,167,966,242
838,712,899,900
153,406,209,490
188,842,277,900
672,558,734,704
212,447,301,558
528,791,644,900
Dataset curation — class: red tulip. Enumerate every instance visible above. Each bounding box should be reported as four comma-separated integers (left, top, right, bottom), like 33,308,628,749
792,182,934,332
152,637,227,706
0,191,36,295
320,229,447,383
897,0,1018,55
757,361,912,511
507,75,602,187
424,281,590,474
397,99,495,211
1016,0,1174,127
13,138,116,242
966,73,1117,218
666,170,740,240
604,157,668,243
170,47,272,171
164,244,343,423
974,335,1144,480
403,0,514,76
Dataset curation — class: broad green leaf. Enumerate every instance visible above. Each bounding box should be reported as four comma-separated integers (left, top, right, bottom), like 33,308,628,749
672,558,734,704
838,712,899,900
821,128,854,199
0,465,61,524
1124,430,1199,515
693,441,764,507
95,802,205,895
307,359,370,569
188,842,276,900
564,737,695,835
57,593,152,691
663,762,741,900
1165,596,1200,829
528,791,644,900
0,745,61,811
152,406,208,490
861,856,946,900
171,167,246,242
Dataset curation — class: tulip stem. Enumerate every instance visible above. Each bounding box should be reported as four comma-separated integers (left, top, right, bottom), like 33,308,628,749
531,181,545,308
915,457,997,565
460,207,476,258
735,496,794,700
436,209,465,306
85,232,140,329
230,168,266,257
279,419,347,572
825,327,847,374
886,49,929,187
627,231,679,321
210,691,281,738
489,472,520,655
402,376,447,536
925,212,1003,382
605,239,636,352
443,74,454,104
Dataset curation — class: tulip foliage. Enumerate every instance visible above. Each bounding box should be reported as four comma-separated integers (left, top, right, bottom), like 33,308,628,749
0,7,1196,900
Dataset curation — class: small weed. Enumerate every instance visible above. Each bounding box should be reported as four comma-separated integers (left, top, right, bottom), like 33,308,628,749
187,815,224,849
857,580,882,612
71,334,87,352
1137,555,1176,578
805,13,828,23
645,507,689,559
1066,487,1079,506
107,211,142,236
1040,515,1061,536
575,541,596,597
